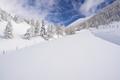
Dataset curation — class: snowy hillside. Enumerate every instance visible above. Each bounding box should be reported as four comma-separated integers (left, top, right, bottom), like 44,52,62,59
0,13,120,80
0,8,66,53
66,0,120,32
67,16,92,28
90,21,120,45
0,29,120,80
0,18,45,52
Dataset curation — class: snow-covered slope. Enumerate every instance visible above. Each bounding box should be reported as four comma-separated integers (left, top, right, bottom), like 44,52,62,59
0,8,59,52
90,21,120,45
67,16,92,28
0,30,120,80
0,19,45,52
66,0,120,31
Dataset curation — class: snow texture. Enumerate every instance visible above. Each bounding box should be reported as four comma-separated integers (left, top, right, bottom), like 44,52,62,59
0,29,120,80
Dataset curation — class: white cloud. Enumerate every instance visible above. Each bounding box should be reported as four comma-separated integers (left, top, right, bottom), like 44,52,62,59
80,0,105,16
0,0,105,21
29,0,56,18
0,0,54,20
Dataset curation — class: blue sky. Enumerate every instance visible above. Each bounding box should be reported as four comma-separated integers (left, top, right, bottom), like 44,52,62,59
0,0,116,26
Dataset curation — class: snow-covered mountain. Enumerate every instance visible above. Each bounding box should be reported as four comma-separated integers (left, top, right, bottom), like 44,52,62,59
66,0,120,32
0,1,120,80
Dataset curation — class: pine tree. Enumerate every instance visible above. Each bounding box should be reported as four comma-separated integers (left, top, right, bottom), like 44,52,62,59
13,15,24,23
46,24,56,39
65,27,75,35
55,24,65,38
4,22,13,39
30,19,35,26
40,20,49,40
24,28,32,40
34,20,40,36
40,20,46,36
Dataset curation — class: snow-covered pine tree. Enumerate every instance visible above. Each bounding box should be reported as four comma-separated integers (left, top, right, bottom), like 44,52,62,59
65,27,76,35
46,24,56,39
0,14,2,21
40,20,46,36
34,20,41,36
1,10,11,22
13,15,24,23
61,25,66,35
24,27,33,40
30,19,35,26
40,20,48,40
4,22,13,39
55,24,65,38
24,18,30,24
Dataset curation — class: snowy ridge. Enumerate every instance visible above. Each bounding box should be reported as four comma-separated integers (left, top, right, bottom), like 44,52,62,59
66,0,120,32
67,16,92,28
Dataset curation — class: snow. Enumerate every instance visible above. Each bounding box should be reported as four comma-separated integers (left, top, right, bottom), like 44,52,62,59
90,21,120,45
0,0,120,79
67,16,92,28
0,20,46,52
0,29,120,80
0,8,120,80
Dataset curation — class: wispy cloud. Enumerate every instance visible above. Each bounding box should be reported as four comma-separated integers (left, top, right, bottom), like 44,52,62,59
24,0,57,19
0,0,106,24
80,0,105,16
0,0,48,19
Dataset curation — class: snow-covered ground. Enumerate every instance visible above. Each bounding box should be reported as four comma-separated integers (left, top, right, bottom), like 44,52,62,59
0,29,120,80
90,21,120,45
0,12,120,80
0,20,45,53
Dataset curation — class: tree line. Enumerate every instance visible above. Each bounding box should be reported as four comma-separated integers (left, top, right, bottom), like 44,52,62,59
4,20,66,40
